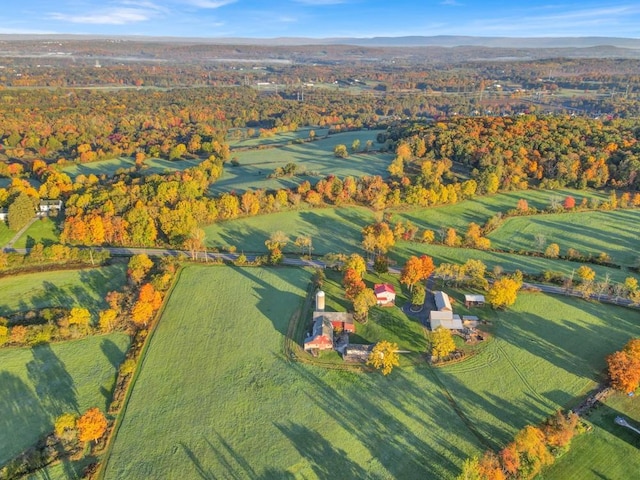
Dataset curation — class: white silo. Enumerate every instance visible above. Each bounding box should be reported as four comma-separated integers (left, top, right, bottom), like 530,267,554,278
315,290,325,311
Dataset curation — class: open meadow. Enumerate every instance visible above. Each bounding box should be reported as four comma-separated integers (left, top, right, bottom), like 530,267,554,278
0,333,130,466
0,222,13,247
228,127,330,148
61,157,201,180
212,130,392,193
0,264,126,318
204,206,376,254
103,266,482,479
487,209,640,266
390,188,608,234
436,291,640,450
13,217,61,249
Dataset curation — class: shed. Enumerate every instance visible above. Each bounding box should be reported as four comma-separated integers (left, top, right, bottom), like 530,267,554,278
433,291,452,312
374,283,396,306
304,316,334,351
343,344,374,363
465,294,486,308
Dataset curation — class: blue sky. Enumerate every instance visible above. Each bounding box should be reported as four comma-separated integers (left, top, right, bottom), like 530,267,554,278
2,1,639,38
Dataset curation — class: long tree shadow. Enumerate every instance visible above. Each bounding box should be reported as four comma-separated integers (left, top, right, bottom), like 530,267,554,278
0,372,50,465
26,343,79,417
275,422,378,480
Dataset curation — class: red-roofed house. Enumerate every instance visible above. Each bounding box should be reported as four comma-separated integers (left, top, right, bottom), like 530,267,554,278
374,283,396,307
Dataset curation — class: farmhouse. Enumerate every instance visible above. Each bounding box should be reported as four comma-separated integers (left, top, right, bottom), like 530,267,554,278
374,283,396,306
465,294,486,308
304,316,334,351
39,199,63,214
0,210,7,222
433,291,452,312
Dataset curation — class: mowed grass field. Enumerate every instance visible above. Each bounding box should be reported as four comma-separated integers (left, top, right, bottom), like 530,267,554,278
540,392,640,480
13,217,61,248
437,292,640,451
61,157,201,180
391,188,608,234
487,209,640,266
0,221,13,247
204,206,376,254
0,264,126,318
228,127,331,148
103,266,482,479
0,333,130,466
212,130,392,193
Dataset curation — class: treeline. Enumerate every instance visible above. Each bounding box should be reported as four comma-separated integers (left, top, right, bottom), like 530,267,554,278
389,114,640,190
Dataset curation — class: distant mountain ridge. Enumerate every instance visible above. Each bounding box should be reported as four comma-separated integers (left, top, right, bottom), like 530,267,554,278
1,34,640,49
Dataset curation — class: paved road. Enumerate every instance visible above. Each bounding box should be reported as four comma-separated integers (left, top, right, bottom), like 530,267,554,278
3,243,638,310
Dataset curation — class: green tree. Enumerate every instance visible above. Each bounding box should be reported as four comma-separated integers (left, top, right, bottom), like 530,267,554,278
128,254,153,284
334,144,349,158
352,288,377,323
367,340,400,375
412,283,426,306
7,193,35,232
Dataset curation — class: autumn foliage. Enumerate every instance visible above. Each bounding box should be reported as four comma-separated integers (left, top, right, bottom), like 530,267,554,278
400,255,435,291
458,411,579,480
76,407,108,444
607,337,640,393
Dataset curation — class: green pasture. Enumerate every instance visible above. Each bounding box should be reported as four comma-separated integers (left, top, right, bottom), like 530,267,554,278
391,188,608,234
203,203,634,285
13,217,61,249
0,333,130,466
0,264,126,318
394,241,635,285
487,209,640,267
437,291,640,450
61,157,201,180
228,127,330,148
204,206,376,254
212,130,391,193
0,222,13,247
103,266,482,479
541,392,640,480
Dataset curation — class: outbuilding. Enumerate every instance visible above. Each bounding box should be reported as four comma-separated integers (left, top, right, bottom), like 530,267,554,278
465,294,486,308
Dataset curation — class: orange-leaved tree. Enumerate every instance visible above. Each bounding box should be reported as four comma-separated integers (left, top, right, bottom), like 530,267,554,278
76,407,108,444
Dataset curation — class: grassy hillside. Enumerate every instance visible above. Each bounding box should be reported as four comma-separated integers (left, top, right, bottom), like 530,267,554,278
213,130,392,193
487,209,640,267
437,291,640,449
61,157,200,179
0,333,130,466
0,264,127,318
13,217,61,249
103,266,482,479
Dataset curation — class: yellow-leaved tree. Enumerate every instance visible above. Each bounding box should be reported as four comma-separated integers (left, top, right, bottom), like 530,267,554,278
431,327,456,361
487,275,522,309
367,340,400,375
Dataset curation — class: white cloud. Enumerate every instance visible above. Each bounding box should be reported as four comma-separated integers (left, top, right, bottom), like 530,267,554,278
182,0,237,8
49,7,153,25
440,0,462,5
294,0,346,5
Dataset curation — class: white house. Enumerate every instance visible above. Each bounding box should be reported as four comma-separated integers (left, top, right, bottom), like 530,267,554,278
374,283,396,306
